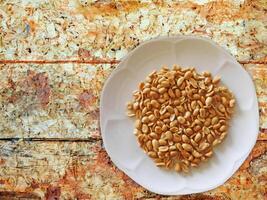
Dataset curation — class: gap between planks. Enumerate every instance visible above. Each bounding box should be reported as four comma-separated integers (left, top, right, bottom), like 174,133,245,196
0,137,101,142
0,128,265,142
0,59,266,65
0,59,119,65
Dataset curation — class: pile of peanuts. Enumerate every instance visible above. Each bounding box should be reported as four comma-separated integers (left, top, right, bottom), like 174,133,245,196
126,65,235,173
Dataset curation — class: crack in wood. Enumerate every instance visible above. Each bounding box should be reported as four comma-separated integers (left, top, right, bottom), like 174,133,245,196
0,59,119,65
0,137,101,142
0,191,41,200
0,59,266,65
239,60,267,65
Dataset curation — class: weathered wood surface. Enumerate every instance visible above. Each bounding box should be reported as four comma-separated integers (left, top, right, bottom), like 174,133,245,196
0,0,266,199
0,63,112,139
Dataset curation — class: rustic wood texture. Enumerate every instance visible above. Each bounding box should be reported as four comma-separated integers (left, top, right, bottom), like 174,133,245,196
0,0,266,199
0,63,113,139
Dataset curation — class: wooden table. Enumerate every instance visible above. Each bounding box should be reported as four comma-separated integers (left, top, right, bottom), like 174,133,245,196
0,1,266,199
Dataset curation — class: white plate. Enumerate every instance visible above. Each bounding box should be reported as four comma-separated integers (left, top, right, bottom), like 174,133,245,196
100,36,259,195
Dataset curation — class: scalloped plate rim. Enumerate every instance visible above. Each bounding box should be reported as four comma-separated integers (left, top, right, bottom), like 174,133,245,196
100,35,259,195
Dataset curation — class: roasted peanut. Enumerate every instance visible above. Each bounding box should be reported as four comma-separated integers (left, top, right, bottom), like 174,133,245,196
127,65,235,173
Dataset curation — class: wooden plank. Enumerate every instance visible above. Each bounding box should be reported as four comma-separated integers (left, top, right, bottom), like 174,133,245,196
0,63,114,139
245,64,267,140
0,63,266,140
0,140,266,199
0,1,266,62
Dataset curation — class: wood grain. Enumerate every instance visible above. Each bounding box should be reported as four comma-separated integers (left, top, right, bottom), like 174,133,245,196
0,140,266,199
0,0,266,199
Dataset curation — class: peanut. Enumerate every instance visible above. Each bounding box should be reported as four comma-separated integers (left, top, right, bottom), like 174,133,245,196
127,65,235,173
